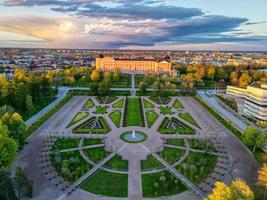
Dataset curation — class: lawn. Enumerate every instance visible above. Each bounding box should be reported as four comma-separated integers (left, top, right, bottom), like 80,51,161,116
50,150,92,182
112,98,124,109
95,106,108,114
179,113,200,128
125,98,142,126
109,111,121,128
83,147,109,164
175,152,217,184
173,99,184,109
166,139,185,147
83,138,103,146
143,99,155,109
104,155,128,170
68,112,88,127
52,138,80,150
160,106,172,115
81,170,128,197
141,155,163,170
84,99,94,109
158,147,184,164
142,171,187,197
145,111,158,128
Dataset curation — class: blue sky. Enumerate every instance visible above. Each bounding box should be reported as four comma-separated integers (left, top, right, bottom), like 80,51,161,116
0,0,266,50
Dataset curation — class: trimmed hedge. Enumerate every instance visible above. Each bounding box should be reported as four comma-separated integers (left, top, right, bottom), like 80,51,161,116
73,117,110,134
158,117,195,134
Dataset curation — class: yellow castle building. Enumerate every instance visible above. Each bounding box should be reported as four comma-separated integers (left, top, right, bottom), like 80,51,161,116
96,56,172,73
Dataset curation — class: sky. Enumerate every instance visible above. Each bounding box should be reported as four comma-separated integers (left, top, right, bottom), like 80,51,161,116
0,0,267,51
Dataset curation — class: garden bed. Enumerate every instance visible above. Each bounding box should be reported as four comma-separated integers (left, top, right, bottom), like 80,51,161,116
67,112,88,127
149,96,170,105
158,117,195,134
73,117,110,134
109,111,122,128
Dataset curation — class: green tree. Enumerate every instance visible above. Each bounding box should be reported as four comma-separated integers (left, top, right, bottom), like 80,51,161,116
242,126,267,152
13,167,33,199
138,81,147,93
25,95,36,115
98,80,110,96
216,68,228,81
8,113,27,146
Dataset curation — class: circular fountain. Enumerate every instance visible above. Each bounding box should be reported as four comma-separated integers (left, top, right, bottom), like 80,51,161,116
120,130,147,143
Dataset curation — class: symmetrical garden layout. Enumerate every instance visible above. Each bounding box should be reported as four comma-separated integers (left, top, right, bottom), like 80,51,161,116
34,95,235,200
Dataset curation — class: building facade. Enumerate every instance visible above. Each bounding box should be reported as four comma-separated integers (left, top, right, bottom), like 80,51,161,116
227,84,267,120
96,56,171,73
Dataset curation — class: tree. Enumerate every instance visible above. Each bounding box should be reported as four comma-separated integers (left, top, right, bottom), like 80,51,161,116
242,126,267,152
8,113,27,146
113,67,121,82
90,69,100,81
239,73,251,87
216,68,228,81
0,129,17,173
230,71,239,86
152,80,161,96
207,67,215,80
25,95,36,115
205,180,254,200
98,80,110,96
138,81,147,93
13,167,33,198
257,164,267,200
103,71,111,82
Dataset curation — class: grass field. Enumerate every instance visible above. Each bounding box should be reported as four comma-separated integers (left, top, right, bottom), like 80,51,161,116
173,99,184,109
81,170,128,197
68,112,88,127
141,155,163,170
143,99,155,109
95,106,108,114
109,111,122,127
112,98,124,109
179,113,200,128
104,155,128,170
142,171,187,197
145,111,158,128
160,106,172,115
126,98,142,126
84,99,94,109
158,147,184,164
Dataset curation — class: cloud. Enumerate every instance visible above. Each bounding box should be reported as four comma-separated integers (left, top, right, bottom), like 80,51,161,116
1,0,266,50
0,14,76,41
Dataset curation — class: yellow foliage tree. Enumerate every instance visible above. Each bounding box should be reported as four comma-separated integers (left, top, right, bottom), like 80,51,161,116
90,69,100,81
258,164,267,188
205,180,254,200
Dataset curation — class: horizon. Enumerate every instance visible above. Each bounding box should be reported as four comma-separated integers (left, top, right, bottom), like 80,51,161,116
0,0,267,51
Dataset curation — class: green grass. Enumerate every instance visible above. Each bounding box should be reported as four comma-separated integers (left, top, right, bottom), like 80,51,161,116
142,171,187,197
51,150,92,182
179,113,200,128
68,112,88,127
83,138,103,146
52,138,80,150
125,98,142,126
143,99,155,109
160,106,172,115
112,99,124,109
158,147,184,164
176,152,217,184
173,99,184,109
166,139,185,147
141,155,163,170
145,111,158,128
81,170,128,197
84,99,94,109
109,111,121,128
95,106,108,114
104,155,128,170
83,147,109,164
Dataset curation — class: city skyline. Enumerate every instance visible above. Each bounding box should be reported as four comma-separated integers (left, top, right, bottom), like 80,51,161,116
0,0,267,51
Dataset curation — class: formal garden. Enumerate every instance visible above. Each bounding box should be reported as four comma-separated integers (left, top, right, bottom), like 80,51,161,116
39,96,226,199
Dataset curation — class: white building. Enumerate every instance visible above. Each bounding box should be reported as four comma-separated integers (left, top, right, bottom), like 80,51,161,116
227,83,267,121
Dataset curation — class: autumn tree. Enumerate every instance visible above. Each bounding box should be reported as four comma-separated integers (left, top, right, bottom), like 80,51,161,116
90,69,100,81
230,71,239,86
205,179,254,200
207,67,215,80
138,81,147,93
239,73,251,87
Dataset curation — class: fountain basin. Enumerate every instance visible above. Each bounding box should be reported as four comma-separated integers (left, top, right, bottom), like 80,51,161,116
120,131,148,143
